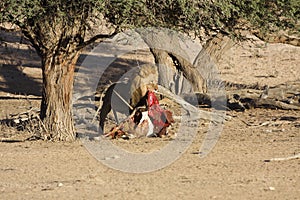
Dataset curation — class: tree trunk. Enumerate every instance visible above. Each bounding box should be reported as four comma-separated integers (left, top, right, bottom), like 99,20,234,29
149,48,206,95
136,29,206,94
149,33,234,94
149,48,178,93
40,51,80,141
193,33,234,84
168,52,207,93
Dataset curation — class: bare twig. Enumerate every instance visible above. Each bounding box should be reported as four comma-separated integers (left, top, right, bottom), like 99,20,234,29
112,90,134,110
264,153,300,162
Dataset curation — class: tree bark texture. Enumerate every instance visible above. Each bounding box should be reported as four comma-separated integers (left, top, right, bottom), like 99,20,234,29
193,33,234,84
18,12,91,141
40,50,80,141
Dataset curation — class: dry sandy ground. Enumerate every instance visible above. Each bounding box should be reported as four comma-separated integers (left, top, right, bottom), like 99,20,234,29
0,31,299,199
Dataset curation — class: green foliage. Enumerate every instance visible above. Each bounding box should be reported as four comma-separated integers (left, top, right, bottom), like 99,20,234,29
0,0,104,29
235,0,299,35
0,0,108,55
103,0,299,38
0,0,298,44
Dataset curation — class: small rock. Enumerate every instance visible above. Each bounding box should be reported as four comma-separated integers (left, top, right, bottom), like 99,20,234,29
57,183,63,187
269,186,275,191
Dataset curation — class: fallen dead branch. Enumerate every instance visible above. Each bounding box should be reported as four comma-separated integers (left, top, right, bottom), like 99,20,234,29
183,80,300,111
1,106,45,141
264,153,300,162
0,135,40,143
226,80,300,111
0,138,25,143
9,107,40,126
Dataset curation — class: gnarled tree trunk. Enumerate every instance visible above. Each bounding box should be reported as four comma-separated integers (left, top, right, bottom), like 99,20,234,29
149,33,234,94
149,48,178,93
40,50,80,141
150,48,207,94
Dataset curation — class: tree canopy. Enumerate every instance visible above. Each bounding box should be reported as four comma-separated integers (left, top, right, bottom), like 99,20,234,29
1,0,299,45
104,0,299,41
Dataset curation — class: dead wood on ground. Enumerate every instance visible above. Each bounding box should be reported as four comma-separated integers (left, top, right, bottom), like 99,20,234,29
183,80,300,111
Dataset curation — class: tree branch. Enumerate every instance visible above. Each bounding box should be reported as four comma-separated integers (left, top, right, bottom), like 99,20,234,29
77,31,118,50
